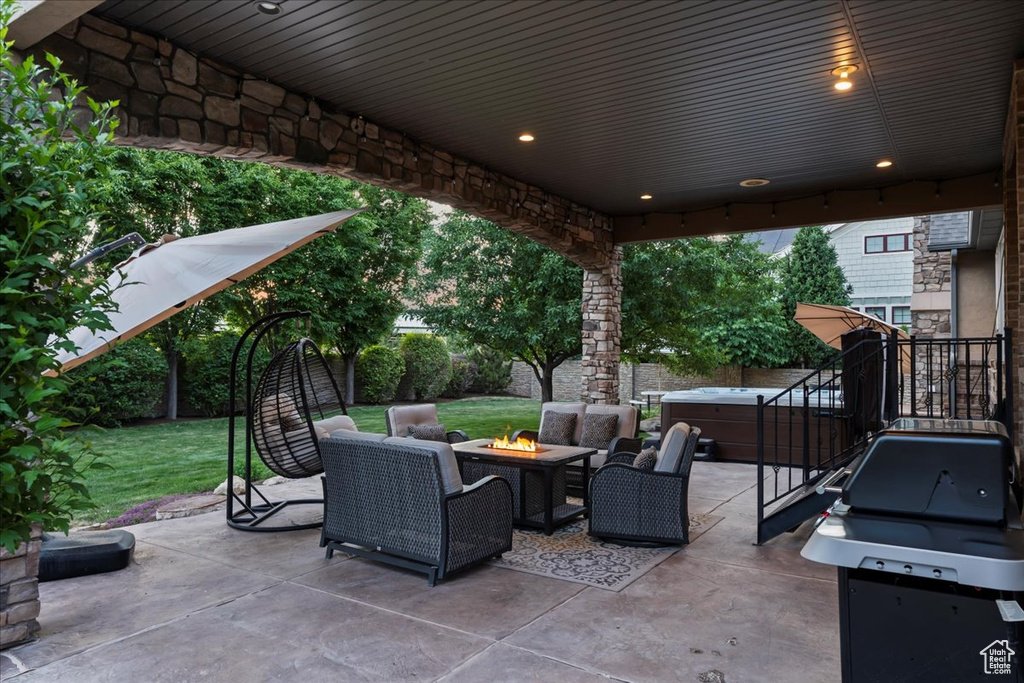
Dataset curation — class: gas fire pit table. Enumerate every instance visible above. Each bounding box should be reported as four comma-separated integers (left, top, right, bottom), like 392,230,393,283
451,438,595,535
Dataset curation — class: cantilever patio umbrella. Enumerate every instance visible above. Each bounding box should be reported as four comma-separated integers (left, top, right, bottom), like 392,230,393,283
52,209,364,372
793,302,911,371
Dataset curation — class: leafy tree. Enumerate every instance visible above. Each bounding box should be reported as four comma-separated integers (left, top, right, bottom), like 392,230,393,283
91,150,428,409
1,6,119,552
414,212,582,402
221,183,429,403
90,149,225,419
780,226,852,367
622,236,790,374
693,237,791,369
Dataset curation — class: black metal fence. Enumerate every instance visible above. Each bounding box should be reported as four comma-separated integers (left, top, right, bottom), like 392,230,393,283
756,329,1013,544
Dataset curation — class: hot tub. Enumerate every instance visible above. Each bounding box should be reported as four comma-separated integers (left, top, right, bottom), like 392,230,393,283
661,387,845,464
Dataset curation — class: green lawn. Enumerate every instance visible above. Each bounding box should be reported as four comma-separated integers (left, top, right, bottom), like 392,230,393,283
78,397,541,524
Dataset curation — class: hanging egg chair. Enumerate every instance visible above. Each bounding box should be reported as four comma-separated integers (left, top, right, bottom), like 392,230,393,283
226,311,350,532
252,338,349,478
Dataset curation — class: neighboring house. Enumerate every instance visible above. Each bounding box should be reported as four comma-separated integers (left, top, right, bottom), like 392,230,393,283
753,209,1004,340
765,217,916,327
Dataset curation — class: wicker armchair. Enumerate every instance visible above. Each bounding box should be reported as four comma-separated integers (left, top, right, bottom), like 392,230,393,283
385,404,469,444
588,422,702,546
319,434,512,586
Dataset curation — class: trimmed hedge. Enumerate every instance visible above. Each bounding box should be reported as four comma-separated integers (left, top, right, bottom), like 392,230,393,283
467,346,512,394
356,345,405,404
398,334,452,400
182,332,269,417
440,355,478,399
63,338,168,427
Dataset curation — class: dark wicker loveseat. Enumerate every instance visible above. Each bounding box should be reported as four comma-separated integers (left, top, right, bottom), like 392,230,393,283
319,434,513,586
588,422,701,546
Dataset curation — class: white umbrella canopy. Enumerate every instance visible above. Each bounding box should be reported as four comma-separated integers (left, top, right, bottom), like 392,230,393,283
52,209,363,372
794,302,911,371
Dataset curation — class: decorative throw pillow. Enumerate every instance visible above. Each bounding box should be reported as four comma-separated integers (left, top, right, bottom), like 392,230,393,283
538,411,576,445
408,423,448,442
578,412,619,450
633,446,658,470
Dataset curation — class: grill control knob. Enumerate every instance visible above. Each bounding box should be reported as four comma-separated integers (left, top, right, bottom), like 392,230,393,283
904,565,913,574
933,569,942,578
876,561,885,569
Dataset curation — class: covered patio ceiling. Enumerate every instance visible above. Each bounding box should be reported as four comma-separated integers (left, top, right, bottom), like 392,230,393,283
82,0,1023,241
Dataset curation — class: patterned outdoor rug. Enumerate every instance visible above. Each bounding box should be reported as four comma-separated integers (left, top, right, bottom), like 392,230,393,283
490,512,723,592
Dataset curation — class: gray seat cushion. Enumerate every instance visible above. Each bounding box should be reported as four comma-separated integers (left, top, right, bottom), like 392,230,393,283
383,436,463,495
654,422,692,473
327,431,388,443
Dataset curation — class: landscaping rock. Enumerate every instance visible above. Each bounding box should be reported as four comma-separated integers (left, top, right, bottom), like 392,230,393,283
261,476,288,487
215,476,246,496
154,495,223,520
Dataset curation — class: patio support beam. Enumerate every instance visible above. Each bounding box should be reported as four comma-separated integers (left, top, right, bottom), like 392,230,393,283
23,15,613,271
1004,60,1024,442
613,173,1003,244
580,248,623,405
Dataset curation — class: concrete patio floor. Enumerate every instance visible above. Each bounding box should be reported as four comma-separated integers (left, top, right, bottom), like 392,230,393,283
1,462,840,682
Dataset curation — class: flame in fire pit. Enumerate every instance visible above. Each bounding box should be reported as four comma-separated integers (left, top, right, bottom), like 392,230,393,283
489,434,537,452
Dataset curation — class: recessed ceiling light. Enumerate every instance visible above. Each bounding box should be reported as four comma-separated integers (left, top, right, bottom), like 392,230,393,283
640,194,653,200
830,64,858,91
518,133,534,142
254,1,282,14
876,159,893,168
739,178,770,187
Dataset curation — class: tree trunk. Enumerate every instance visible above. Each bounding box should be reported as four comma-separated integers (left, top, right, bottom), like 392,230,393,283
345,353,356,406
166,352,178,421
541,362,555,403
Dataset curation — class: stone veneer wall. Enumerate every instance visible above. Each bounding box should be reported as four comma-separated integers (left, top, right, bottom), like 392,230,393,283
0,526,42,648
29,14,614,270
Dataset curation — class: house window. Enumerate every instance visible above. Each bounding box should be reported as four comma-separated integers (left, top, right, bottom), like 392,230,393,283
864,306,886,321
864,233,911,254
892,306,911,326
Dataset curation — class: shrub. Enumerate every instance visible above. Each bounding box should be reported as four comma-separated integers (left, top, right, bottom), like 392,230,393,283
467,346,512,394
182,332,269,416
1,0,122,552
398,334,452,400
440,355,478,399
356,345,405,404
63,339,169,427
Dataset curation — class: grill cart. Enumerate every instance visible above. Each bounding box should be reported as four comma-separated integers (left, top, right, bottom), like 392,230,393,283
802,419,1024,682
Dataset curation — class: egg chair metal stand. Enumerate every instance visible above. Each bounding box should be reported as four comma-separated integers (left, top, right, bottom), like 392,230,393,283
226,311,348,532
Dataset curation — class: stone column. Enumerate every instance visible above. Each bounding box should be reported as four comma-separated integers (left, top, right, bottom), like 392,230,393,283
0,525,42,649
1004,61,1023,442
580,247,622,404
